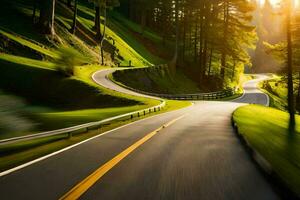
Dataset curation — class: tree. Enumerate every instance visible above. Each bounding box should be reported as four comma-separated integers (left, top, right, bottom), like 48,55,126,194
264,0,299,130
90,0,119,64
71,0,78,34
54,46,91,76
118,0,256,87
169,0,179,74
94,1,102,39
39,0,56,35
67,0,72,7
286,0,296,130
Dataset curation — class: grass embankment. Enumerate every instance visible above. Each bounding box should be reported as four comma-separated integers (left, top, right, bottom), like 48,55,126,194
109,11,167,64
233,105,300,197
112,68,250,100
0,0,167,138
75,0,160,66
260,76,288,111
0,100,191,172
0,0,193,171
0,57,161,138
112,67,201,94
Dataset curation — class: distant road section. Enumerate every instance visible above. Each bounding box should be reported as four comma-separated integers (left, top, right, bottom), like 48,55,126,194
233,74,270,106
0,73,278,200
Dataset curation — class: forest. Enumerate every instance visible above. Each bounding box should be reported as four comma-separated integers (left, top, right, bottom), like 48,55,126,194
2,0,300,199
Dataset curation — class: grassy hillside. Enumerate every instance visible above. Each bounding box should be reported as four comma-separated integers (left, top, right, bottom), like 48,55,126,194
112,66,201,94
0,0,166,138
233,105,300,197
260,75,300,112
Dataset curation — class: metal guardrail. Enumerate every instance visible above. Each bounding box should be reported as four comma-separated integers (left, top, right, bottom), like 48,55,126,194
0,102,166,146
109,73,235,101
0,68,235,146
125,87,235,100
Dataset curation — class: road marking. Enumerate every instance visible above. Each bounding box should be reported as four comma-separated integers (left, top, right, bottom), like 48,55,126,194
59,115,185,200
0,104,192,178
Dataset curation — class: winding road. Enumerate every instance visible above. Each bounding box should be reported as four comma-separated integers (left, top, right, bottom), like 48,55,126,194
0,72,278,200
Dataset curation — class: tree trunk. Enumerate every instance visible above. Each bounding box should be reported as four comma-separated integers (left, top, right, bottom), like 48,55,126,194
32,0,38,22
194,19,198,62
286,0,296,131
208,48,213,76
100,4,107,65
67,0,72,7
39,0,56,35
220,1,229,85
71,0,78,34
95,6,101,39
297,71,300,111
169,0,179,74
231,60,236,80
141,9,146,35
182,8,189,61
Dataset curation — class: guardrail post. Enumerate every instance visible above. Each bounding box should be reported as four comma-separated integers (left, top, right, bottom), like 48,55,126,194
131,115,133,119
68,132,72,138
144,110,146,115
138,112,140,117
154,108,156,112
149,109,151,113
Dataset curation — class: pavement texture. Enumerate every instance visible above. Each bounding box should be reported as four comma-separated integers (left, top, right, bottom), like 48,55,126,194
0,73,279,200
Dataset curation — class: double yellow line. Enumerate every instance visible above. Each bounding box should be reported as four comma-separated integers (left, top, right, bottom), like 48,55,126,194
60,115,185,200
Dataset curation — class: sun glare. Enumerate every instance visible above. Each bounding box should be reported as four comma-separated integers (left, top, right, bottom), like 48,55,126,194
258,0,300,8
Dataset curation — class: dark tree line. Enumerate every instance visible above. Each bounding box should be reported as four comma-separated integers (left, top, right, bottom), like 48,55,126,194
118,0,257,87
30,0,257,87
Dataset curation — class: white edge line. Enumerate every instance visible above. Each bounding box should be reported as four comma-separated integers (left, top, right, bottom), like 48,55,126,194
232,74,270,107
0,107,184,177
0,101,194,178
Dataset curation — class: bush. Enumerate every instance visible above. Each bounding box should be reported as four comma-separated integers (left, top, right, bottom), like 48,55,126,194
0,93,34,135
54,45,91,76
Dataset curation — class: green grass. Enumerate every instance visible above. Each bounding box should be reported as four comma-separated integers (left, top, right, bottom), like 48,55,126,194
0,29,58,59
74,2,155,66
0,100,191,172
112,67,201,94
111,12,163,43
233,105,300,196
0,0,159,67
108,12,165,65
0,53,56,70
260,76,288,111
0,56,162,136
0,0,164,139
0,0,183,143
260,82,287,111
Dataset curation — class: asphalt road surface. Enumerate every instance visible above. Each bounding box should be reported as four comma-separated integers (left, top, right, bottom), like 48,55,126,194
0,72,279,200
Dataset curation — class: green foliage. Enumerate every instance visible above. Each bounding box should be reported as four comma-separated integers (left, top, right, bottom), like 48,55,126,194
53,45,91,76
0,57,139,110
118,0,257,85
264,41,287,64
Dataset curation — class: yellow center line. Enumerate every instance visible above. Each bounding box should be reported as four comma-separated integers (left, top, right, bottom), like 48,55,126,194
59,115,185,200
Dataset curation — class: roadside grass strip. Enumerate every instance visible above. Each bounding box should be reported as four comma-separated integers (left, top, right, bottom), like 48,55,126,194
233,105,300,197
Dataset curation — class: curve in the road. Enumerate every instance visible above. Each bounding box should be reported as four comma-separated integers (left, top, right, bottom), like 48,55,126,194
0,72,279,200
233,74,270,106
